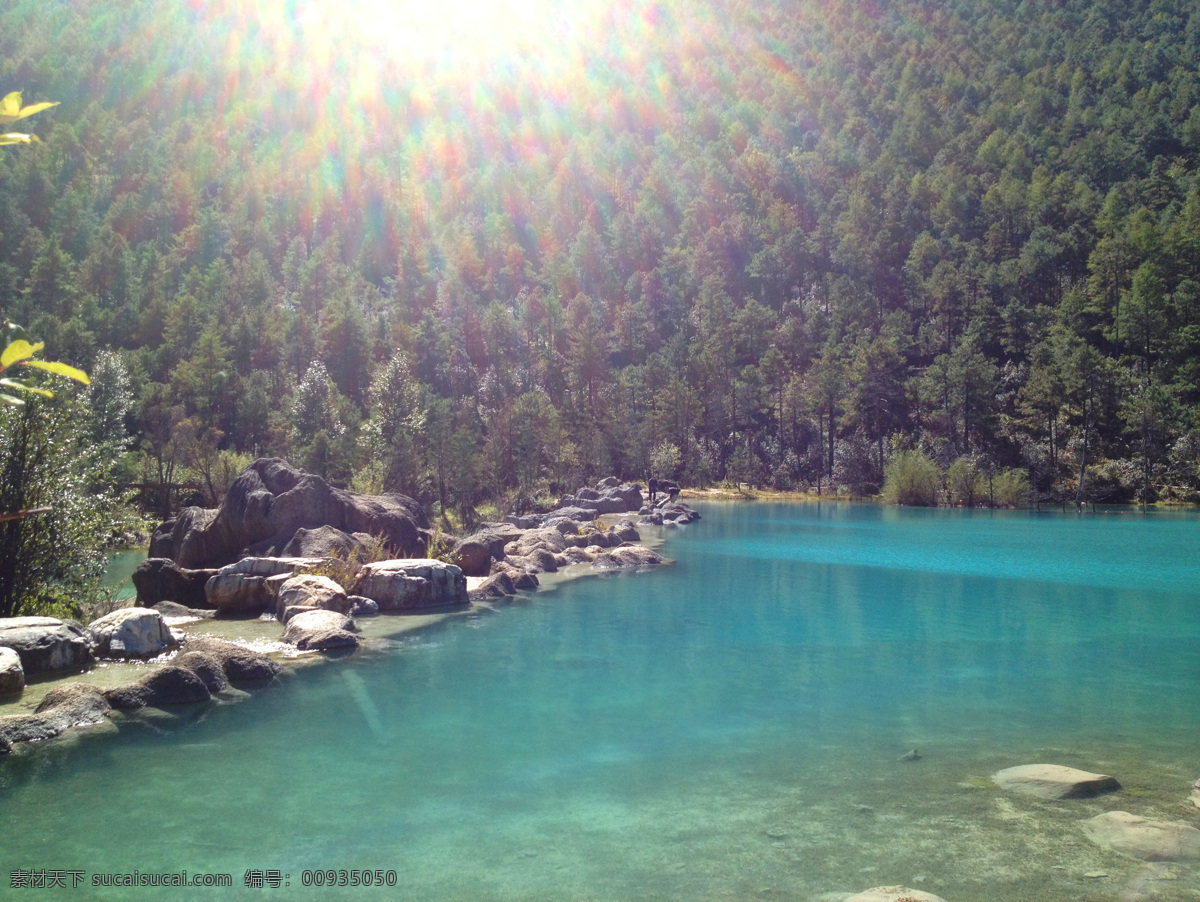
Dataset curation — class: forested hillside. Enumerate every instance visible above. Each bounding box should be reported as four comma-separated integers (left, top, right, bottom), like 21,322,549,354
3,0,1200,517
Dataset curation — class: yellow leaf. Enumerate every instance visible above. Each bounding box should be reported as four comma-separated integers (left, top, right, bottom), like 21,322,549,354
0,393,24,406
0,378,52,398
0,133,34,145
21,360,89,384
0,92,20,120
1,339,44,368
12,101,57,121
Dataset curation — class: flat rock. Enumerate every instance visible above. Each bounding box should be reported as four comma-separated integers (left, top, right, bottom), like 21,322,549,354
845,887,948,902
993,764,1120,799
87,607,177,659
1082,811,1200,861
0,617,94,676
356,559,468,611
0,684,112,750
0,646,24,694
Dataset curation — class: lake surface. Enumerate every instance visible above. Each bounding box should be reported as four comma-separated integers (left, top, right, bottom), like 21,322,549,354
3,502,1200,900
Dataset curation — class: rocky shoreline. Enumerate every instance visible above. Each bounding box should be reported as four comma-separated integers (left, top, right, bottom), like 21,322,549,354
0,459,700,755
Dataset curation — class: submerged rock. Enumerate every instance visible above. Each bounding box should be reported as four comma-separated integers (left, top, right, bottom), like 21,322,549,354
0,684,112,750
845,888,947,902
592,545,666,571
992,764,1120,799
1082,811,1200,861
0,617,94,676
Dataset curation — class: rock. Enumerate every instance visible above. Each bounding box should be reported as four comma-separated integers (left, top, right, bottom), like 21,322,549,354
280,525,372,559
541,506,597,525
898,748,922,762
0,646,24,694
611,519,641,543
845,888,947,902
283,609,359,651
504,514,541,529
348,595,379,616
173,651,230,693
468,572,516,601
150,458,427,569
105,665,212,709
593,545,666,571
0,616,94,676
274,574,349,621
0,684,111,750
992,764,1121,799
638,512,664,526
596,477,621,490
450,538,492,577
132,558,217,609
87,607,177,659
1189,789,1200,809
152,601,216,624
204,556,319,613
184,637,281,683
356,559,468,611
490,561,540,590
561,547,597,565
1082,811,1200,861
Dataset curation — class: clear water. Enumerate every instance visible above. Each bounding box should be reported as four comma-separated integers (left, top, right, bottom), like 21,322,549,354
4,503,1200,901
100,549,143,601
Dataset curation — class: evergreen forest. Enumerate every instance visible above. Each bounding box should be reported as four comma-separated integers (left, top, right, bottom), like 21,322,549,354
4,0,1200,524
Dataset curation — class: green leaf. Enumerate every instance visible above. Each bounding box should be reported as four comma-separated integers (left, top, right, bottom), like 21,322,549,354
0,378,53,398
1,340,44,368
21,360,89,384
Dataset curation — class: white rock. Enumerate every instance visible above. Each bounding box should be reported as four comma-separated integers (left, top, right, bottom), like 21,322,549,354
845,887,948,902
356,559,467,611
0,646,24,694
992,764,1120,799
87,607,176,659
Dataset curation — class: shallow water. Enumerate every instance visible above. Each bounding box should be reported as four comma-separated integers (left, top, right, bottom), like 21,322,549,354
4,503,1200,900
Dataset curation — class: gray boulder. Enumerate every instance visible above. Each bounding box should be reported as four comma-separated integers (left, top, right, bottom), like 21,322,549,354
274,574,349,621
150,458,427,569
503,514,541,529
347,595,379,616
993,764,1121,799
205,556,318,613
87,607,177,659
356,559,468,611
0,617,94,676
845,889,948,902
450,539,492,577
183,637,281,683
0,647,23,695
541,506,597,525
105,666,212,709
468,571,517,602
132,558,217,609
283,609,359,651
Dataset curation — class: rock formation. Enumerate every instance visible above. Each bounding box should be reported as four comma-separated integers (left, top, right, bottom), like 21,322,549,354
992,764,1120,799
150,458,426,569
87,607,177,659
0,616,94,676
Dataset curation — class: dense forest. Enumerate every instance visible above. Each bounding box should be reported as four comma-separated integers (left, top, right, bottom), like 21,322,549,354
3,0,1200,523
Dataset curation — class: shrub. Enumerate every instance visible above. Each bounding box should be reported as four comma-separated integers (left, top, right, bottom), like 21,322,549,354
946,457,985,507
882,450,940,506
992,468,1031,508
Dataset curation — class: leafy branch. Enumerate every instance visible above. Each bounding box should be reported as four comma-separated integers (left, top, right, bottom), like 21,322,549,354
0,91,58,145
1,329,90,407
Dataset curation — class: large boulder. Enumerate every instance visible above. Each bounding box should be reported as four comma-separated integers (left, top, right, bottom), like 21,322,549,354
87,607,177,659
540,506,598,525
283,609,359,651
450,539,493,577
172,651,230,693
0,617,94,676
183,637,281,683
0,684,111,751
356,559,468,611
132,558,217,609
992,764,1121,799
0,647,24,695
150,458,427,569
274,574,349,621
1082,811,1200,861
105,665,212,709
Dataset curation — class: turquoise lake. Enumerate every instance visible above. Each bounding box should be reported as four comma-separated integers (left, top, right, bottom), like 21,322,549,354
3,502,1200,900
